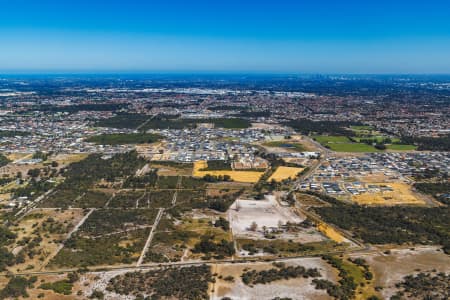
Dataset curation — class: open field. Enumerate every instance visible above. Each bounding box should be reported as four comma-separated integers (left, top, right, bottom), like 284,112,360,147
386,144,417,151
211,258,337,300
349,246,450,299
313,135,381,152
146,214,232,262
313,135,350,144
8,208,85,272
229,196,327,245
193,161,264,183
351,183,426,205
317,222,345,243
267,166,304,182
262,141,308,152
327,143,379,152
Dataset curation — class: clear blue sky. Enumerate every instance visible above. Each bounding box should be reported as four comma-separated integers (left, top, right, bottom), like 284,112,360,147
1,0,450,73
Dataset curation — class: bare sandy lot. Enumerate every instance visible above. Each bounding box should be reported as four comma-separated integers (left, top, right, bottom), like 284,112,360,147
348,246,450,299
351,182,426,205
211,257,337,300
229,196,326,243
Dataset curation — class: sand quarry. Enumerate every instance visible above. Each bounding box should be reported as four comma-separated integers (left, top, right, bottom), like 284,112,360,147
228,195,326,243
211,257,337,300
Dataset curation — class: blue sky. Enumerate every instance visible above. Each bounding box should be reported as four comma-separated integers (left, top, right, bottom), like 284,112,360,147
1,0,450,73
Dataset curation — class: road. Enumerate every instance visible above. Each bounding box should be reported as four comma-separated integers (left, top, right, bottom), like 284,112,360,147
40,208,95,270
136,207,164,266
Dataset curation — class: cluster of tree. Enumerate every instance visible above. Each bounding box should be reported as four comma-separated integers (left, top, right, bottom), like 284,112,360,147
0,226,17,271
241,263,321,285
349,258,373,280
390,272,449,300
107,265,213,300
284,119,362,135
139,117,251,131
38,273,78,295
307,191,450,253
200,160,232,171
59,151,146,190
400,135,450,151
53,228,148,267
202,174,232,182
312,256,357,300
0,153,10,168
95,113,150,129
13,178,54,198
214,217,230,231
0,130,30,137
85,133,162,145
123,170,158,188
241,239,315,255
414,182,450,204
0,276,37,299
193,235,235,258
237,110,271,118
32,151,49,161
80,209,157,236
206,192,241,212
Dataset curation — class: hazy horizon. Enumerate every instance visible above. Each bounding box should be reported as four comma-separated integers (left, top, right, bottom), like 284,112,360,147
1,1,450,73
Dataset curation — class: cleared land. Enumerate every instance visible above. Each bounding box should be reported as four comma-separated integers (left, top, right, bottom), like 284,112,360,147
349,246,450,299
229,196,327,246
267,166,304,182
193,161,264,183
211,258,337,300
351,183,426,205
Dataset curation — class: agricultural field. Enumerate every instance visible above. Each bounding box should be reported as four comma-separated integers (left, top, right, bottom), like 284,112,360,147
267,166,304,182
211,258,338,300
351,183,426,205
193,161,264,183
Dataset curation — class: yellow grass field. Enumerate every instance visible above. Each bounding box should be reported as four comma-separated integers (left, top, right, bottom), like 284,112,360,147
193,161,264,183
352,183,425,205
268,166,304,182
317,222,345,243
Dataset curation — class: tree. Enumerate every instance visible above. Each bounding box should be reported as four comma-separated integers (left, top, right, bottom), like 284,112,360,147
249,222,258,231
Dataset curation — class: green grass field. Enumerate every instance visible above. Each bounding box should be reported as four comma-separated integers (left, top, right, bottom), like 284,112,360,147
350,125,374,131
263,141,307,152
386,144,417,151
327,143,379,152
313,135,350,144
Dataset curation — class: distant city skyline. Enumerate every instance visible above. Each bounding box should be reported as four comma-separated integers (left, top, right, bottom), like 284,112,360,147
1,0,450,73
